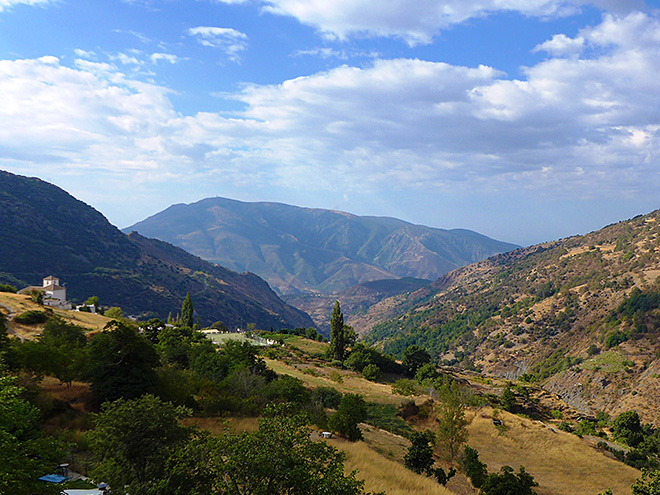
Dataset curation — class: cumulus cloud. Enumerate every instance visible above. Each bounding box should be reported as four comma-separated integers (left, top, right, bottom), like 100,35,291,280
188,26,248,62
257,0,648,45
2,13,660,216
533,33,585,56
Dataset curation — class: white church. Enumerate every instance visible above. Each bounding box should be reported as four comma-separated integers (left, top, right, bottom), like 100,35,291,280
19,276,72,310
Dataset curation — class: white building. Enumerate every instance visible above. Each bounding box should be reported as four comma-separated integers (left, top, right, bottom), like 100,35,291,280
19,275,72,310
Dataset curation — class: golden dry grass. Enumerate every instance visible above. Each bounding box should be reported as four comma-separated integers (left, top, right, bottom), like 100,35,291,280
184,416,260,434
329,437,453,495
264,357,418,404
39,376,94,413
466,408,639,495
0,292,111,339
286,336,328,356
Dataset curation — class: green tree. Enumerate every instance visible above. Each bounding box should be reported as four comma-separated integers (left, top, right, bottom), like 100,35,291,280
85,296,100,311
0,374,63,495
362,363,381,381
404,430,435,474
500,384,516,412
613,410,644,447
29,289,43,305
181,293,194,329
330,301,346,361
89,394,193,493
104,307,123,319
463,445,488,488
436,381,468,460
479,465,538,495
632,469,660,495
402,345,431,377
84,321,160,404
329,393,367,441
210,404,371,495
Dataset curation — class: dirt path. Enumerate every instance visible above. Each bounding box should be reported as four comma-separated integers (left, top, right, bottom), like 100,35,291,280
0,301,24,341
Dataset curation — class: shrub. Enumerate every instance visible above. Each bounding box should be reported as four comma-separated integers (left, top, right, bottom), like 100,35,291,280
404,430,435,474
391,379,418,396
480,465,538,495
312,387,342,409
13,310,49,325
0,284,17,293
462,445,487,488
362,364,381,381
558,421,574,433
605,331,628,349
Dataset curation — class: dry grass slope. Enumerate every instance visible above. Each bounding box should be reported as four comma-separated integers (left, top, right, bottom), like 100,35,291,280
330,437,453,495
467,408,638,495
0,292,111,339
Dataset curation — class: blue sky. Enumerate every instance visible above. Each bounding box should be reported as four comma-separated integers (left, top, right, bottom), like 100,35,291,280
1,0,660,246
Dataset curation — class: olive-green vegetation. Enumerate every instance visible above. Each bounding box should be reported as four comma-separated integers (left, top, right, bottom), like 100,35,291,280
0,170,312,329
435,381,468,461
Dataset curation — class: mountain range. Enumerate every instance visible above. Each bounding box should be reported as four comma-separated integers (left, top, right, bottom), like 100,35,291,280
125,197,518,295
0,171,312,329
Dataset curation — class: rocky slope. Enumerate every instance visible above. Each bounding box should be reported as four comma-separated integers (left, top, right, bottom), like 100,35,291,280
361,210,660,422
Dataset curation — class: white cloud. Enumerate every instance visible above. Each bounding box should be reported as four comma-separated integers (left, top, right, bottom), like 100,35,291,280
151,52,178,64
2,13,660,225
73,49,96,59
188,26,248,62
0,0,52,12
533,33,585,56
257,0,648,45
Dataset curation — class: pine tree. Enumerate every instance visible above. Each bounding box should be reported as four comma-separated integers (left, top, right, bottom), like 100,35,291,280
181,293,194,328
330,300,345,361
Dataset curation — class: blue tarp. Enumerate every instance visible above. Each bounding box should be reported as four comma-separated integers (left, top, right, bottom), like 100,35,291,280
39,474,67,483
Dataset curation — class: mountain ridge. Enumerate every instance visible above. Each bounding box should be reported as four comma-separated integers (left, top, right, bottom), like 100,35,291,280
125,196,518,295
0,170,312,329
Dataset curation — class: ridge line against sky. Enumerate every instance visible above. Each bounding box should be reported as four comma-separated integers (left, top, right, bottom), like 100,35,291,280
1,0,660,246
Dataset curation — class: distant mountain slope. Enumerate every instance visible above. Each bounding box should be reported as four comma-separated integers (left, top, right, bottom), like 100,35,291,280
361,210,660,422
125,197,518,295
284,277,431,333
0,171,312,329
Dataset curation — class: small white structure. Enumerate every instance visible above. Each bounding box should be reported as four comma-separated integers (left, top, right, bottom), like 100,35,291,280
19,276,72,310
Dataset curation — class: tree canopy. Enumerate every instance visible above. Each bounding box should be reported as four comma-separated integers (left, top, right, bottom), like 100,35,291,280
330,301,346,361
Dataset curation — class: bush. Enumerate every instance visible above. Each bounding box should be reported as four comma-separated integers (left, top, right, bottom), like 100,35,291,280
462,445,487,488
480,465,538,495
0,284,17,293
391,379,418,396
605,331,628,349
104,307,123,319
362,364,381,381
558,422,574,433
13,310,49,325
329,394,367,441
404,430,435,474
312,387,342,409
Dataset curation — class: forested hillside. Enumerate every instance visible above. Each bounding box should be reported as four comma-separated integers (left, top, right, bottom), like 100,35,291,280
0,171,312,329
